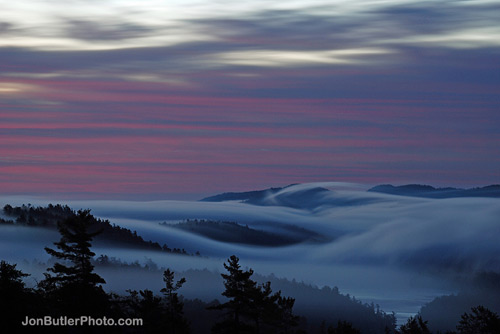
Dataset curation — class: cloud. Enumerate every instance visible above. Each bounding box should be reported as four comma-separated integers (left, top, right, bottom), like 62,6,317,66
64,20,153,41
70,186,500,274
2,185,499,319
3,184,494,275
0,1,499,196
208,48,392,67
0,22,13,34
2,0,499,53
380,27,500,49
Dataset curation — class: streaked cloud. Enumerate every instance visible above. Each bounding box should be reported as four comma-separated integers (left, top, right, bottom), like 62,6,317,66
0,0,499,198
209,48,392,67
2,0,499,53
381,27,500,49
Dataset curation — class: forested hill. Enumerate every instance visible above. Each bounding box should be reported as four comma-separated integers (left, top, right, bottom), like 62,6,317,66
162,219,324,246
0,204,188,255
419,271,500,333
368,184,500,198
73,256,399,334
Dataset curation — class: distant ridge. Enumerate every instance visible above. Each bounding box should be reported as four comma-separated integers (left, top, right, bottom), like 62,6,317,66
368,184,500,198
200,185,291,203
200,184,332,209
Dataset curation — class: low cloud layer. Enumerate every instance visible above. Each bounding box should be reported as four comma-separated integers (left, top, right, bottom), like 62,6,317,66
3,183,499,273
3,183,498,321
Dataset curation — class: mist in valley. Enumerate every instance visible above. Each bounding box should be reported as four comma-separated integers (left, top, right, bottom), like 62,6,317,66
1,182,500,330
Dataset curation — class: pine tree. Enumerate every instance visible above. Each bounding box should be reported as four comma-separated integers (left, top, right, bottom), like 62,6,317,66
399,315,430,334
211,255,299,334
0,261,37,331
250,281,275,333
126,289,164,333
210,255,257,333
0,260,29,292
161,268,189,334
276,294,300,334
328,320,361,334
457,306,500,334
39,209,108,316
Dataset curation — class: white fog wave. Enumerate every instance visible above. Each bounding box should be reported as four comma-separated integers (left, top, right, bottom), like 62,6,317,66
1,182,499,322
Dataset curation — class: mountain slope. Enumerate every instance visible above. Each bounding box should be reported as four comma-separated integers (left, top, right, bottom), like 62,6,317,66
200,184,332,210
161,219,325,246
368,184,500,198
200,185,292,203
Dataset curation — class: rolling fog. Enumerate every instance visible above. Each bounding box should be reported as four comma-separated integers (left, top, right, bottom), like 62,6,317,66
1,183,499,322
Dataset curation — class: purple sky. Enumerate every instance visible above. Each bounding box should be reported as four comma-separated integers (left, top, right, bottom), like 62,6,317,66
1,0,499,199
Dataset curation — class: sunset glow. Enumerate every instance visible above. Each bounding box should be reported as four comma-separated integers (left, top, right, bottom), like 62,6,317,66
1,0,499,199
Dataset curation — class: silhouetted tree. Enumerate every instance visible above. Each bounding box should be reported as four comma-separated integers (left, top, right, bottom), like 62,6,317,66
126,289,164,333
161,268,189,334
328,320,361,334
211,255,299,334
456,306,500,334
0,260,29,293
39,209,108,316
399,316,430,334
210,255,256,333
249,281,279,333
0,261,39,331
276,291,300,334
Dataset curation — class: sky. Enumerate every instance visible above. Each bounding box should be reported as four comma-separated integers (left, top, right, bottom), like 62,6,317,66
1,0,499,200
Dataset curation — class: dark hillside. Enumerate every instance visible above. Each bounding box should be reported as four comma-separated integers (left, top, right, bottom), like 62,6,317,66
1,204,188,255
368,184,500,198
